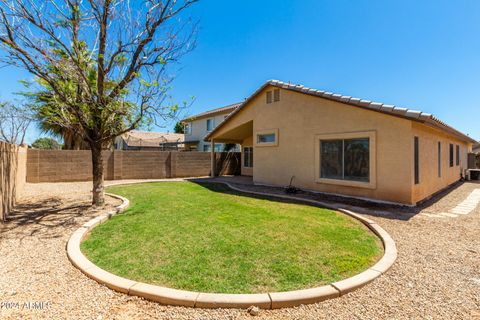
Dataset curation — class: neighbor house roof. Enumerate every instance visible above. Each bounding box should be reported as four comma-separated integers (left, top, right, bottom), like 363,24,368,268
206,80,476,144
120,130,184,148
182,103,242,122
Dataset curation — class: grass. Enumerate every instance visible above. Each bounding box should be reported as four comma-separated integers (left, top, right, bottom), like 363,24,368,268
81,181,382,294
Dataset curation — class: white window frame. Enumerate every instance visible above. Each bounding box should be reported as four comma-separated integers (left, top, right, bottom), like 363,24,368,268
254,128,279,147
206,118,214,132
184,122,192,135
314,131,376,189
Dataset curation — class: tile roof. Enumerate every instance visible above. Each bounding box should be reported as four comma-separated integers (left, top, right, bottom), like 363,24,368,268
206,80,476,143
182,103,242,122
121,130,184,148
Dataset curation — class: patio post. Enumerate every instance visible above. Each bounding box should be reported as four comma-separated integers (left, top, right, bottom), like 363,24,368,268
210,139,216,177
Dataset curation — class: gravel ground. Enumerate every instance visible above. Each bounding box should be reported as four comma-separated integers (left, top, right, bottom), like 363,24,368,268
0,180,479,319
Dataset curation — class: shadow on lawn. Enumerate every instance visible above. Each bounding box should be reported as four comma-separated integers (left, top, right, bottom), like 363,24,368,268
189,178,467,222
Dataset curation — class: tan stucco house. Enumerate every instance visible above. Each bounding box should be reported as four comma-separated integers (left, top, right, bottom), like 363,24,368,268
182,103,241,151
206,80,476,206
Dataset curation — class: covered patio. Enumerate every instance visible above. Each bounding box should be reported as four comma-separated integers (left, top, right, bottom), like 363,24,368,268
207,120,253,178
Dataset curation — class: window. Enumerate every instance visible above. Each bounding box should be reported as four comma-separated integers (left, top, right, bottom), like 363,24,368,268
184,123,192,135
414,137,419,184
456,145,460,166
257,133,275,144
204,143,223,152
273,89,280,102
206,118,214,132
320,138,370,182
438,142,441,178
244,147,253,168
255,129,278,147
449,143,454,167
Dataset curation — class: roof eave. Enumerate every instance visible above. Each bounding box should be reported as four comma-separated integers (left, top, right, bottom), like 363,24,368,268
206,80,476,144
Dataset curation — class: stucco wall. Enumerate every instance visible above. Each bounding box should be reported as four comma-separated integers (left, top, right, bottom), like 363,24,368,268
26,150,240,183
210,85,473,205
251,89,414,204
411,122,470,203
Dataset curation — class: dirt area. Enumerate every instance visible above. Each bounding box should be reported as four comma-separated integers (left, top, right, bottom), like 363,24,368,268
0,180,479,319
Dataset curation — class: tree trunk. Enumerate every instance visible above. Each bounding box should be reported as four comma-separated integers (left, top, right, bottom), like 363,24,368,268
91,142,105,206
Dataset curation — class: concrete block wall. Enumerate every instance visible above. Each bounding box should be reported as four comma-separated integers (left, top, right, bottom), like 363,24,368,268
120,151,170,179
26,150,114,183
26,150,240,183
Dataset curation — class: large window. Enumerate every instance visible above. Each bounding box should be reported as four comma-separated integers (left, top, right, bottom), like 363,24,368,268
320,138,369,182
206,118,214,132
414,137,419,184
244,147,253,168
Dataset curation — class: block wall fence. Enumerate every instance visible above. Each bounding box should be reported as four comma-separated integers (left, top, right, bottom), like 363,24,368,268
26,150,241,183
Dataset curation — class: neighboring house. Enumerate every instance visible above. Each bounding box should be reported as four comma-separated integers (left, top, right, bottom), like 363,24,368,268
206,80,476,206
114,130,184,151
182,103,241,151
473,143,480,154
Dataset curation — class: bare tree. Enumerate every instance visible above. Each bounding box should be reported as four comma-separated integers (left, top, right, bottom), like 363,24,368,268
0,100,32,145
0,0,198,205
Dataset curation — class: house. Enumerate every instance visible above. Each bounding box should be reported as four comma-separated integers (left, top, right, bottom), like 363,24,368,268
182,103,241,151
473,143,480,154
205,80,476,206
114,130,185,151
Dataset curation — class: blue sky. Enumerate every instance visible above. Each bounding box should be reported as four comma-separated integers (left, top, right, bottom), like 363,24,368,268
1,0,479,143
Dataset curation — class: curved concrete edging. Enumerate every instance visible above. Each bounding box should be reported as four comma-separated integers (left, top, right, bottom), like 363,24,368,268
67,180,397,309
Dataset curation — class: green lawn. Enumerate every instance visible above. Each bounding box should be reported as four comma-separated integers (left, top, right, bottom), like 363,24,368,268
81,181,382,294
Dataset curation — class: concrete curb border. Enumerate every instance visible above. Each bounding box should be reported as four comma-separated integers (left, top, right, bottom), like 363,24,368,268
67,180,397,309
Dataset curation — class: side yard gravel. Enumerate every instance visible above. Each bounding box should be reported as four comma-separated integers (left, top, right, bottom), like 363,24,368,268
0,180,479,319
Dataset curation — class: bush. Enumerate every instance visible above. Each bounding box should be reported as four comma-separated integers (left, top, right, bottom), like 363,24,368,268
32,137,61,150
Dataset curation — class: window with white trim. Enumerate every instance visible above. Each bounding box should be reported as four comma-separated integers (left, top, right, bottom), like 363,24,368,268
244,147,253,168
206,118,214,132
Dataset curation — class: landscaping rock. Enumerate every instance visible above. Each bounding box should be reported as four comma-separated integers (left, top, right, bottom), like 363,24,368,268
247,306,260,316
0,180,478,319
